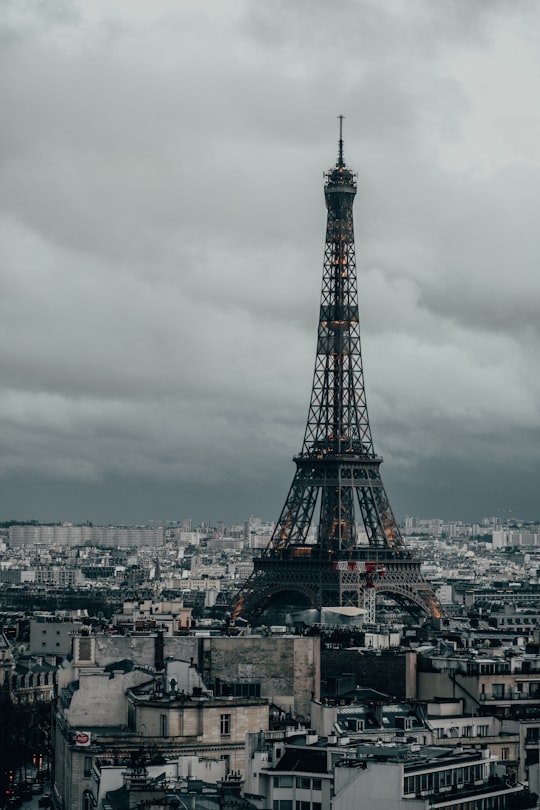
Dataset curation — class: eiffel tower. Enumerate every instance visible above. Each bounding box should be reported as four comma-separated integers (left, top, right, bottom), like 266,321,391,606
234,120,442,623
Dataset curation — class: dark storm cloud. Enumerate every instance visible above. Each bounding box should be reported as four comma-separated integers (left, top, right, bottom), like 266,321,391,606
1,0,540,524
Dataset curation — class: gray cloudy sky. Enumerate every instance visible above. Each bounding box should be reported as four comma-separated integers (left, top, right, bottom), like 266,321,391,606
2,0,540,526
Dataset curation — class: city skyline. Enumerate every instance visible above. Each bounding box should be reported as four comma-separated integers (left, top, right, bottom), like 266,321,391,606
2,2,540,526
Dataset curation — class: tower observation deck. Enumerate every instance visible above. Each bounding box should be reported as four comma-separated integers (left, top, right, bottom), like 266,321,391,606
234,120,442,623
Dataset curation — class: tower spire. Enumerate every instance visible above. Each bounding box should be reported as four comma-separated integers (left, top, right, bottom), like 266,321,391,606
338,114,345,167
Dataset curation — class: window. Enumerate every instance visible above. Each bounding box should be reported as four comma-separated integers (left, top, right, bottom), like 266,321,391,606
312,804,321,810
273,802,292,810
221,755,230,773
160,714,168,736
439,769,452,788
296,778,311,790
273,776,293,788
83,756,92,778
128,704,136,731
501,748,509,760
216,681,261,698
295,803,310,810
477,725,489,737
492,684,505,699
312,779,322,791
220,713,231,737
79,638,92,661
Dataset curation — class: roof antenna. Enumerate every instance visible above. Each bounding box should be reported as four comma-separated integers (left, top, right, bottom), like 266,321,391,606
338,114,345,167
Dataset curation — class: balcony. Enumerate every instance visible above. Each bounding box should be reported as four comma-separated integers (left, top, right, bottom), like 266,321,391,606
426,778,525,807
512,668,540,675
479,692,540,703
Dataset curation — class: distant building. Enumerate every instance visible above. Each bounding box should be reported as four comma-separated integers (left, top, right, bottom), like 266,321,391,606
0,567,36,584
493,530,540,549
8,524,164,549
0,631,13,686
11,654,57,704
111,600,191,635
29,616,83,657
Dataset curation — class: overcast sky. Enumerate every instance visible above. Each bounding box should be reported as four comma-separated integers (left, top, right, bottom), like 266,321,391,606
2,0,540,527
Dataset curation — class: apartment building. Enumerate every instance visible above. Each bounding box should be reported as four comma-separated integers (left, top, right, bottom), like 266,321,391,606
244,734,529,810
53,655,269,810
418,652,540,716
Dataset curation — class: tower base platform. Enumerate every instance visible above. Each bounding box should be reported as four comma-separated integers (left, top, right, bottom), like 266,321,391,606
235,546,442,623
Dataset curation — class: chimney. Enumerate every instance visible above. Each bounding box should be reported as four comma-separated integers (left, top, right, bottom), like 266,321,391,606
154,629,164,671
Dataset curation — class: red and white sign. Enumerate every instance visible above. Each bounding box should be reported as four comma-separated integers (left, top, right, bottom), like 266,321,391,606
75,731,91,746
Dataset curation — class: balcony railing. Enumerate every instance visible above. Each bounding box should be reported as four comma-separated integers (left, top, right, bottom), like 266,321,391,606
426,777,523,807
479,692,540,701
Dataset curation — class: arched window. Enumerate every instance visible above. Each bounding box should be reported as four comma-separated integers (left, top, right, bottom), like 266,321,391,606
82,790,95,810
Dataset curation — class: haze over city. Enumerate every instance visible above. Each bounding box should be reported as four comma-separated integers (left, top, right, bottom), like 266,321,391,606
2,1,540,525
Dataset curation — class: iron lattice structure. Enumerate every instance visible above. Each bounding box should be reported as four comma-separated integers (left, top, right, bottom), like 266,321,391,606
235,122,442,622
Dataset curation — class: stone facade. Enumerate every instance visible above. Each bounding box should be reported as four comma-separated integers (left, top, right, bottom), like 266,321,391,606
71,631,320,721
321,648,417,700
198,635,320,720
53,653,269,810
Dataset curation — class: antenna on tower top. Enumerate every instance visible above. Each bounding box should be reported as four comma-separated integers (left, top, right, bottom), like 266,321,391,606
338,114,345,167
